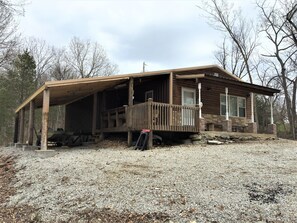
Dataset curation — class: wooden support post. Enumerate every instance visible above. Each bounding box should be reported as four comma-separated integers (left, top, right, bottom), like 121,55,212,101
147,98,153,129
13,113,19,143
127,131,132,147
92,93,98,135
250,92,254,122
270,95,274,124
41,88,50,150
148,130,153,149
225,87,229,121
169,72,173,125
27,100,35,145
198,82,202,118
19,109,25,143
128,78,134,106
127,78,134,146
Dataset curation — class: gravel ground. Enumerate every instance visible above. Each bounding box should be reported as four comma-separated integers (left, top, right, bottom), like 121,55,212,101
1,139,297,222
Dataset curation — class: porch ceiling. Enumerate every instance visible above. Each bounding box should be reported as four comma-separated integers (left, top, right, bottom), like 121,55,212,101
15,76,129,112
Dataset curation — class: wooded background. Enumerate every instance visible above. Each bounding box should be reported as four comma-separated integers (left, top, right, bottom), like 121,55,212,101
0,0,296,145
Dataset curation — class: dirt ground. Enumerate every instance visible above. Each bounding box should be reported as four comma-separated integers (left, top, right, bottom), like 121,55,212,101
0,139,297,223
0,155,37,222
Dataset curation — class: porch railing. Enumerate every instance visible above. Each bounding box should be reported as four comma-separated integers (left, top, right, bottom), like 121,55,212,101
128,100,200,132
101,101,200,132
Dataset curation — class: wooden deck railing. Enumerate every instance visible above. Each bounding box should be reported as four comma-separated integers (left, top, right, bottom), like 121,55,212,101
101,106,127,131
129,100,200,132
101,100,200,132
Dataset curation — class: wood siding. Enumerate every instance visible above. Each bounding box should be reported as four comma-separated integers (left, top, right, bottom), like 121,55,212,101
65,95,93,133
173,76,252,121
134,75,169,104
200,79,251,120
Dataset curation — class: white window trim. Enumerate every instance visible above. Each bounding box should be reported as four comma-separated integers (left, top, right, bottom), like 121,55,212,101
220,94,246,118
182,87,196,106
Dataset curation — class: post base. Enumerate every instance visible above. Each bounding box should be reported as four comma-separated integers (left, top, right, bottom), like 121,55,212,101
199,118,205,131
222,120,232,132
267,124,277,135
247,122,257,134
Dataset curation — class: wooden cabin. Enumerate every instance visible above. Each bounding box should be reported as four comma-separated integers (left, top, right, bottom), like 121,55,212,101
14,65,280,150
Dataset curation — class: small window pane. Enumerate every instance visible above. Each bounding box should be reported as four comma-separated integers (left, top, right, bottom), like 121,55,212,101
221,104,226,115
230,96,238,116
238,98,245,108
220,95,226,115
220,95,226,105
239,107,245,117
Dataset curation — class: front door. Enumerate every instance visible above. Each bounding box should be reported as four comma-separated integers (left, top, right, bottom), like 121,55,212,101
182,87,196,125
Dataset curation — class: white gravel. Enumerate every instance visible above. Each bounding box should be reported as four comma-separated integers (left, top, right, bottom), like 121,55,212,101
1,139,297,222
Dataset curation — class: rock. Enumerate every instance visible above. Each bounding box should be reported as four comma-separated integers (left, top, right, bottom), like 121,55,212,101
189,134,199,139
207,140,223,145
191,135,202,141
192,140,201,145
220,135,230,140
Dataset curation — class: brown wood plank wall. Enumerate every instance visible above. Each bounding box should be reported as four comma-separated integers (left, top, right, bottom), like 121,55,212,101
65,95,93,133
134,75,169,104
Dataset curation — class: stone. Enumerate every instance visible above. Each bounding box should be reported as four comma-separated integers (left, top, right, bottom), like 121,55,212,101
247,122,257,133
207,140,223,145
192,140,202,145
189,134,199,139
267,124,277,135
222,120,232,132
191,135,202,141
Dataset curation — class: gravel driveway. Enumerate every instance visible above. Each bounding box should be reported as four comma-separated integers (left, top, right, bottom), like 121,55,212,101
1,139,297,222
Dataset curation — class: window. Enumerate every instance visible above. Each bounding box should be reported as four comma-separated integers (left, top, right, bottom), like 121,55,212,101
220,94,246,117
145,90,154,101
229,96,238,117
220,95,226,115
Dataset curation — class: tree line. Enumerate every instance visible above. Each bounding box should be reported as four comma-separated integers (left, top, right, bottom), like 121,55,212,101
199,0,296,139
0,1,118,145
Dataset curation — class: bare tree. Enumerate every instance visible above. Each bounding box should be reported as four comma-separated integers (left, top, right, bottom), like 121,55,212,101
257,0,297,139
214,37,247,78
0,0,24,69
23,37,56,86
66,37,118,78
51,48,74,81
199,0,258,83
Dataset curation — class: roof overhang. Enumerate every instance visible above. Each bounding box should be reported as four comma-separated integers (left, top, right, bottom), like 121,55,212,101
15,76,130,113
177,73,280,96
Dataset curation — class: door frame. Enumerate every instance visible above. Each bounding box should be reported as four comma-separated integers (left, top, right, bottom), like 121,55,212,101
181,87,196,125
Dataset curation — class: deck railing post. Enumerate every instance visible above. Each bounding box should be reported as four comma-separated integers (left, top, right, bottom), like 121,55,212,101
147,98,153,129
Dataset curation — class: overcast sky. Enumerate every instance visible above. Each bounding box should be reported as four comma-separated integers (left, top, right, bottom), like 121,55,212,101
19,0,256,74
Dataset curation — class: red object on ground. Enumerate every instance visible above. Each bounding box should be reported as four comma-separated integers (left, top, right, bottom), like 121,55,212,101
141,129,151,133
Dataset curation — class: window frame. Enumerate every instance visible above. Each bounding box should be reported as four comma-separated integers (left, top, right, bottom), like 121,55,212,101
220,94,246,118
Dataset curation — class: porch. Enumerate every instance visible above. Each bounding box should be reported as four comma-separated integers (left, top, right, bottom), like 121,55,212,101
99,99,200,133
